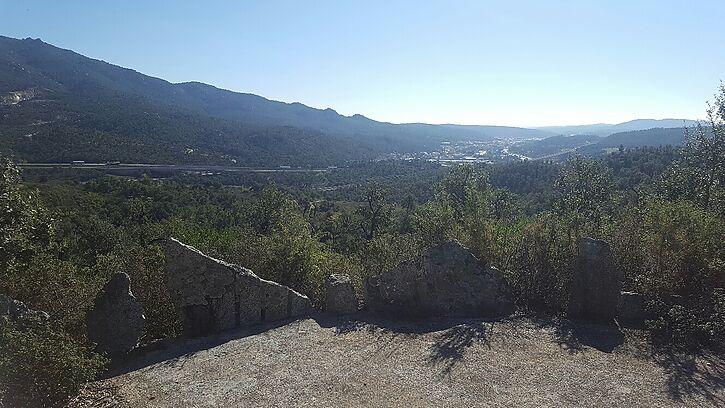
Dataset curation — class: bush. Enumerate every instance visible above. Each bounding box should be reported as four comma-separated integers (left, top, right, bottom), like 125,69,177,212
646,302,705,349
504,215,574,314
609,199,724,296
646,290,725,350
0,318,107,408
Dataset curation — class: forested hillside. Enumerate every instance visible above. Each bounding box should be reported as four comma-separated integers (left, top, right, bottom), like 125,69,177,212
539,119,700,137
0,36,553,165
573,127,693,156
597,127,687,148
1,83,724,406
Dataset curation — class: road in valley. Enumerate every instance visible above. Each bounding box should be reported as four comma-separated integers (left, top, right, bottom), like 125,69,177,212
17,162,331,173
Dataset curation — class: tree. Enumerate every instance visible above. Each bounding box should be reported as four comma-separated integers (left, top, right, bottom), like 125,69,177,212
682,83,725,211
490,188,522,222
554,156,615,239
436,164,490,219
0,158,52,271
358,183,391,240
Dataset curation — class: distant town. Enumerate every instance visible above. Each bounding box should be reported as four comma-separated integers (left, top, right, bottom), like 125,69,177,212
383,138,539,164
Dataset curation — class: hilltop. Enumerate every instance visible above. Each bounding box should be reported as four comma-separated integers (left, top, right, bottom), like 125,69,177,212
70,315,725,408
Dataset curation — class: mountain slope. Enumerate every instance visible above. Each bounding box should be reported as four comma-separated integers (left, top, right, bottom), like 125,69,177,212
598,127,688,148
0,37,378,165
538,120,701,137
574,127,689,156
0,36,553,165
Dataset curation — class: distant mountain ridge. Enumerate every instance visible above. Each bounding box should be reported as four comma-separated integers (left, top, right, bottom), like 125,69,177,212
0,36,554,165
0,35,699,165
537,119,701,137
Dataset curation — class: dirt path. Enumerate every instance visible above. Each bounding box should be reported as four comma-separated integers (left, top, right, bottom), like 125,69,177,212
71,315,725,407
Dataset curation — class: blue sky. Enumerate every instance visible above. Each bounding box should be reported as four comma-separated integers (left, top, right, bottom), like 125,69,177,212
2,0,724,126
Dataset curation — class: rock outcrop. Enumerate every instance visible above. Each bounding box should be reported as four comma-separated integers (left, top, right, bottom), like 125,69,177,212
0,294,49,327
164,238,313,337
325,274,358,315
364,240,514,318
568,238,622,322
617,291,647,328
87,272,146,355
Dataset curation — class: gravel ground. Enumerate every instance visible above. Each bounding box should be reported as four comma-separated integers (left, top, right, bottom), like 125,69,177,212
71,314,725,408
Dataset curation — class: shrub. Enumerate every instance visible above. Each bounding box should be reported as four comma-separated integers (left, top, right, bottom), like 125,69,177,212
504,215,574,314
0,318,107,408
646,290,725,350
609,199,724,296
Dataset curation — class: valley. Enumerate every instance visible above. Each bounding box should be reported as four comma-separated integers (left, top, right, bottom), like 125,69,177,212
0,17,722,408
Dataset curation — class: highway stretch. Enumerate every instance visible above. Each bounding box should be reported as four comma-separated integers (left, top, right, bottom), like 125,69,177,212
17,163,333,173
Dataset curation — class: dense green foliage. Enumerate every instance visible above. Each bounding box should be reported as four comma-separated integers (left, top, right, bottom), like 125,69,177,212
1,46,723,406
597,127,687,148
0,317,106,407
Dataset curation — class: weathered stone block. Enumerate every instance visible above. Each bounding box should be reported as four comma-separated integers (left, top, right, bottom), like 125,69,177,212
165,238,314,336
87,272,145,355
261,280,289,322
364,240,514,318
165,239,262,335
288,288,313,318
617,291,647,328
568,238,622,322
325,274,358,315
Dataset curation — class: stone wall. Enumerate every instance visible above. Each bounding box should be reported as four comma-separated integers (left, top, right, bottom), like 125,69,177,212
364,240,514,319
568,238,622,323
164,238,313,336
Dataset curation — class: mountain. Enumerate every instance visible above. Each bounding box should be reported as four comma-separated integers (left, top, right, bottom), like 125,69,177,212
509,134,601,158
574,127,689,156
538,119,701,137
598,127,688,147
0,36,552,166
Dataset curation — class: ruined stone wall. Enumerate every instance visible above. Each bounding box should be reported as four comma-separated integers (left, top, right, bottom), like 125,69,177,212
164,238,312,337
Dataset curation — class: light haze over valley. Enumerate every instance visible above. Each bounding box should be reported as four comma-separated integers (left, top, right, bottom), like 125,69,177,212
1,2,724,408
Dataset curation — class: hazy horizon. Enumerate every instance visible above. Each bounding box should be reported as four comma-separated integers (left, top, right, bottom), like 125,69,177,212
3,0,723,127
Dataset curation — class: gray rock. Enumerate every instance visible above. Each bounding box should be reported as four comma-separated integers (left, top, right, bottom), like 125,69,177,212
568,238,623,322
261,280,290,322
165,238,313,337
289,289,313,318
165,239,261,335
668,294,685,307
0,294,50,326
0,294,12,316
87,272,145,355
617,291,647,328
325,274,358,315
364,240,514,318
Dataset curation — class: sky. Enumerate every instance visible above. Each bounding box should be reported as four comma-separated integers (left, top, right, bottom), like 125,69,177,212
2,0,724,127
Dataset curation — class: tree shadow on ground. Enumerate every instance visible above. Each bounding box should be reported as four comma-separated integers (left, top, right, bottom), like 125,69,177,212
427,322,492,375
314,312,484,336
314,313,499,375
531,317,725,403
103,318,293,378
531,318,625,353
653,348,725,405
